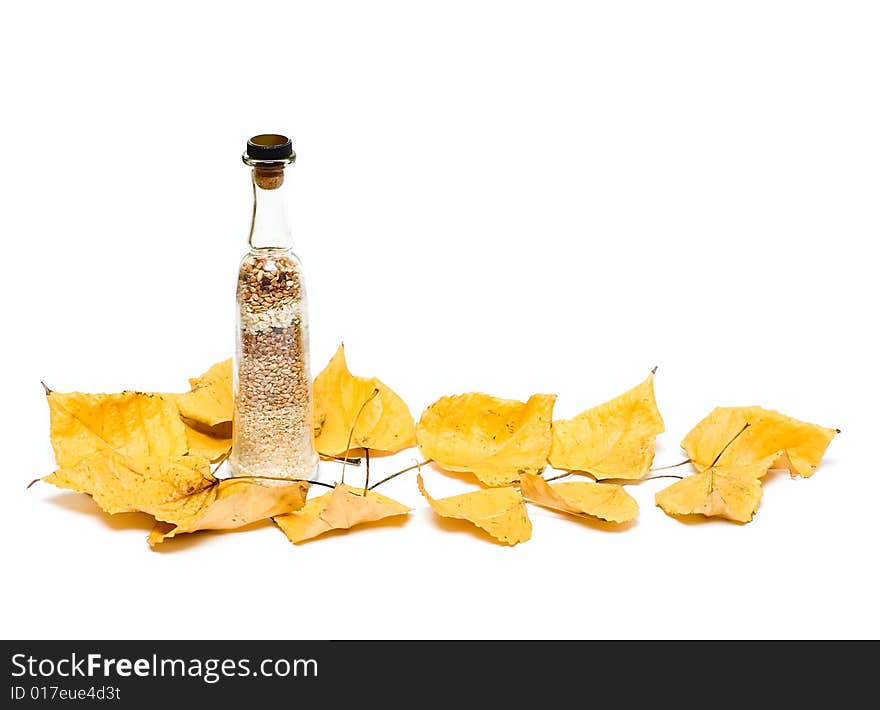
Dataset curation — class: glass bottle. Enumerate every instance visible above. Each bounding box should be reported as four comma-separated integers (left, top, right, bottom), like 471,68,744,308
230,134,319,481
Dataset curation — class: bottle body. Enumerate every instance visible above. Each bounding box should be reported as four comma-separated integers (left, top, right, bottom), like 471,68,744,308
230,247,319,480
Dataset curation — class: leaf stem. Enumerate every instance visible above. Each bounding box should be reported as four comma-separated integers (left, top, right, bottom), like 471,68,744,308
651,459,691,471
543,470,683,486
368,459,432,490
362,448,371,496
232,474,335,489
638,474,684,482
544,472,574,482
340,388,380,485
550,470,601,482
211,449,231,474
710,422,750,467
322,455,362,465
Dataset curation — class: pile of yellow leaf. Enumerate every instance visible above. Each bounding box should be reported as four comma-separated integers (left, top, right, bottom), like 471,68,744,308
37,344,838,548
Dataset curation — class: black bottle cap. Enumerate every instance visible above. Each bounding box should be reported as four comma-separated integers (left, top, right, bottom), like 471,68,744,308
246,134,293,160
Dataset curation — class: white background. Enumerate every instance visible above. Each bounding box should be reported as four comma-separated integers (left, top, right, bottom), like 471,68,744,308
1,1,877,640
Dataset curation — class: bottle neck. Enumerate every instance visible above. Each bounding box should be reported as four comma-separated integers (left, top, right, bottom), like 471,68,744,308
248,168,293,250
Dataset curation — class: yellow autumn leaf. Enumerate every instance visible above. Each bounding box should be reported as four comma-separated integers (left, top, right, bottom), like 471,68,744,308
149,479,309,545
182,424,232,463
682,406,837,478
654,455,779,523
416,392,556,486
549,371,664,480
519,472,638,523
44,451,216,519
417,473,532,545
45,450,309,544
274,483,411,543
43,382,304,544
175,359,233,433
312,345,416,456
46,388,188,465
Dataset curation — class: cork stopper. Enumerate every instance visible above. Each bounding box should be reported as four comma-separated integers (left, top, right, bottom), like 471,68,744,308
254,166,285,190
244,134,295,190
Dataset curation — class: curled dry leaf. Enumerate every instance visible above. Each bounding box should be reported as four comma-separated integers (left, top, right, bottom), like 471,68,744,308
181,425,232,463
174,359,233,432
43,385,304,545
682,406,837,478
47,389,188,465
549,371,664,480
312,345,416,456
654,455,779,523
149,479,309,545
162,360,233,461
45,452,216,519
657,406,837,523
416,392,556,486
417,473,532,545
47,452,308,544
40,355,839,543
274,483,411,543
519,472,638,524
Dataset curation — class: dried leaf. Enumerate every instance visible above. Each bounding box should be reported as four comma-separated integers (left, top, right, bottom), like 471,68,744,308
274,484,411,543
312,345,416,456
682,406,837,478
47,389,188,465
40,349,840,544
43,383,303,545
654,456,778,523
549,371,664,480
44,451,216,519
519,472,638,523
416,392,556,486
417,473,532,545
149,479,309,545
174,359,233,432
182,423,232,463
45,450,309,544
